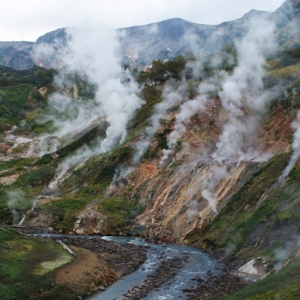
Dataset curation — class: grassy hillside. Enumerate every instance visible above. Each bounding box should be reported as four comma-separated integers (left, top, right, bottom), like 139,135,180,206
222,256,300,300
0,66,55,134
0,228,73,300
0,44,300,299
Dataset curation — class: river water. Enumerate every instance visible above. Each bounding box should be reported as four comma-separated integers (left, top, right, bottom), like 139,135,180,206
88,236,221,300
32,234,221,299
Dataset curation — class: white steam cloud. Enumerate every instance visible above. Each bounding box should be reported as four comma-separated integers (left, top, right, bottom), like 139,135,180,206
163,79,219,165
111,82,190,180
201,17,277,212
274,237,300,271
7,190,25,224
201,164,228,213
33,27,144,188
56,27,143,152
152,17,277,213
281,111,300,179
214,17,276,162
176,17,277,213
132,84,185,165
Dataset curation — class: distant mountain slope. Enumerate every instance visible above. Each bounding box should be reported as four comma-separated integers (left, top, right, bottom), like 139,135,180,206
0,42,34,70
0,0,299,70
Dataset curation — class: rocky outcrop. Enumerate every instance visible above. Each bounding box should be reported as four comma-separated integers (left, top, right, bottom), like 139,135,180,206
73,203,107,235
130,159,257,243
238,256,274,277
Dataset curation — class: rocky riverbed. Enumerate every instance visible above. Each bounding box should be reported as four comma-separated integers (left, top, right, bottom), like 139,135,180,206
122,254,189,299
18,228,253,299
185,253,250,299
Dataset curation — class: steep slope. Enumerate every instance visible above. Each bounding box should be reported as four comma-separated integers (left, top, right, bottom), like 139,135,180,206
1,2,300,299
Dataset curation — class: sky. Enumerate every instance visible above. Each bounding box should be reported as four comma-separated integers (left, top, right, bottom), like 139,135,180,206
1,0,285,42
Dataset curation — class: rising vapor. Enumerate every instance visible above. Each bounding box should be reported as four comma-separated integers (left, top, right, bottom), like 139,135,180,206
281,111,300,179
34,27,144,188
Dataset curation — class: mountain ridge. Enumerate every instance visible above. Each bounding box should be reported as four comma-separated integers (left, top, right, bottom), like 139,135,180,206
0,0,299,70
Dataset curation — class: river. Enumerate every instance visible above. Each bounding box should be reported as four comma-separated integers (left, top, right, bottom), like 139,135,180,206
87,236,222,300
31,234,222,299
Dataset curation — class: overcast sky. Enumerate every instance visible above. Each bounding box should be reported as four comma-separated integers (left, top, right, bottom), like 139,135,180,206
1,0,285,42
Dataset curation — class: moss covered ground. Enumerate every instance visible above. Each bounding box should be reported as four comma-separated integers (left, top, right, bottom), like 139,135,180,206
0,228,73,300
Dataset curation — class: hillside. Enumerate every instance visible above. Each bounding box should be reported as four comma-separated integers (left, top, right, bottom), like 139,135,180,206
1,0,300,299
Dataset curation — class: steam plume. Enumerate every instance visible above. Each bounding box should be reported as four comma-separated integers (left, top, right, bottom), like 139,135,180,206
281,111,300,178
132,84,185,165
203,17,276,211
7,190,25,224
34,26,144,188
213,17,276,162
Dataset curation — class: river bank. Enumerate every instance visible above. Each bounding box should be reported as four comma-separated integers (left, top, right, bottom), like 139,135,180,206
16,227,252,299
185,253,250,300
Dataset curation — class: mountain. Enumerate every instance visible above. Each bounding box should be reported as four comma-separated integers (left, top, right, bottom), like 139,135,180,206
0,41,34,70
1,0,300,299
0,0,300,70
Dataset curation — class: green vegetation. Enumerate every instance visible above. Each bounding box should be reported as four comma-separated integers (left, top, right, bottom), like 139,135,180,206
98,196,142,233
0,158,37,224
0,158,35,172
137,56,186,86
195,153,292,254
39,197,88,231
277,46,300,68
0,65,47,85
0,228,73,300
127,85,163,130
0,84,34,125
144,128,172,159
0,65,57,132
36,69,57,88
0,189,11,224
222,258,300,300
56,123,107,159
30,144,135,232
